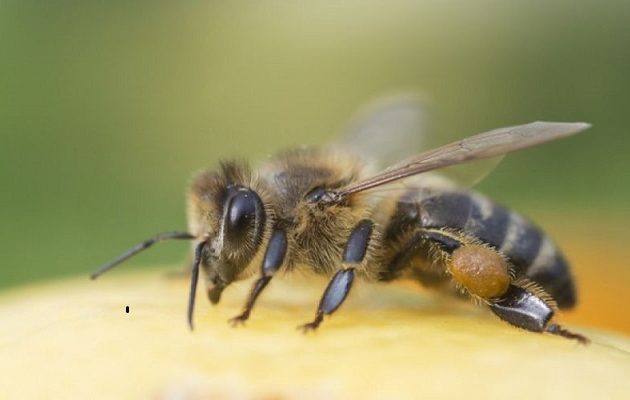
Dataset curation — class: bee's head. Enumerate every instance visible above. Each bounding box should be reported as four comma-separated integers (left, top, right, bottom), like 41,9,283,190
90,160,271,330
189,161,269,304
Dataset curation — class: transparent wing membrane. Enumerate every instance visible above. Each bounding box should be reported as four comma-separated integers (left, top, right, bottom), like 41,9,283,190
337,93,429,169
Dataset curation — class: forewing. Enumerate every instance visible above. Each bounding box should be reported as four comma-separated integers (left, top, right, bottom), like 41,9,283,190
336,121,590,198
337,93,507,187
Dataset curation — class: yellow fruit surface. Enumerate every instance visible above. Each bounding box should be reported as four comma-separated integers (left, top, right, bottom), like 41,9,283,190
1,269,629,399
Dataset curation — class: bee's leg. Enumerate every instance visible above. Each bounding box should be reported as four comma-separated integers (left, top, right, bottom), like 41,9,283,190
380,228,462,283
228,229,287,326
228,276,272,326
545,323,590,343
298,220,373,332
298,268,355,332
488,285,589,344
418,230,589,343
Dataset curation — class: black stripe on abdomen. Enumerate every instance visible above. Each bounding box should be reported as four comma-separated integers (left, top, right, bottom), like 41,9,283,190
526,239,576,309
499,213,576,309
464,196,511,249
420,192,511,250
499,213,544,275
419,192,472,230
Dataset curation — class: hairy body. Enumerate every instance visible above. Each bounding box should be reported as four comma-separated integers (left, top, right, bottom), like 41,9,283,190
187,146,579,340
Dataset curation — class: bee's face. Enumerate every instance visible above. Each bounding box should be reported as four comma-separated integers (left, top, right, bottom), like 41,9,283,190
203,184,266,303
188,162,268,304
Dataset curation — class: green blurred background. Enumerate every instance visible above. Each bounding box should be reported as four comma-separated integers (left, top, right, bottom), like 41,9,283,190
1,1,629,290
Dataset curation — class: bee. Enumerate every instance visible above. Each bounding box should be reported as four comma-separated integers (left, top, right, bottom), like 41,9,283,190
91,95,591,343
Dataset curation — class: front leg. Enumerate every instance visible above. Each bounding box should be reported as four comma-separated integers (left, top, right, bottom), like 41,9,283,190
299,219,373,332
229,229,287,326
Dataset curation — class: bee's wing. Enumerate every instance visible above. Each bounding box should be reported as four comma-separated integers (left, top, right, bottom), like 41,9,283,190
337,93,429,169
337,94,505,187
336,121,590,198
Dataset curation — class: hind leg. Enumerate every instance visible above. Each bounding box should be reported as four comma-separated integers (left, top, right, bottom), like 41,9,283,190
382,227,588,343
488,284,589,343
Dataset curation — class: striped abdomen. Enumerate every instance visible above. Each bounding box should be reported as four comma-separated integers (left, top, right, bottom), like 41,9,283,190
415,191,576,309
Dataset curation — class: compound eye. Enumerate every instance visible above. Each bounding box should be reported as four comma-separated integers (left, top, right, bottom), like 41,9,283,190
225,190,260,240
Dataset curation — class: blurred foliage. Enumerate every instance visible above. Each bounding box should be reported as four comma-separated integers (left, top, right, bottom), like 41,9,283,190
1,1,629,288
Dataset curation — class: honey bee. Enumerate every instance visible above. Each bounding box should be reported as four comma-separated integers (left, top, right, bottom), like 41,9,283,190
92,95,590,343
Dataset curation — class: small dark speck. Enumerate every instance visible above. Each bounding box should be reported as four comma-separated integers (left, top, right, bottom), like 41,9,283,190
125,306,130,313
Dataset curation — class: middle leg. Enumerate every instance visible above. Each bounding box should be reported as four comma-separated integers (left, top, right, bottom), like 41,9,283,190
298,219,374,332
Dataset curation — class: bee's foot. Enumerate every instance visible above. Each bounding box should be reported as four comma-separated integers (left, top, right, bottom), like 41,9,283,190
546,323,590,345
297,322,319,333
228,313,249,327
297,313,323,333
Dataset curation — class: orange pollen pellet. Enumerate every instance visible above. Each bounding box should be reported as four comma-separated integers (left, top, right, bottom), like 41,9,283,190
448,245,510,299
